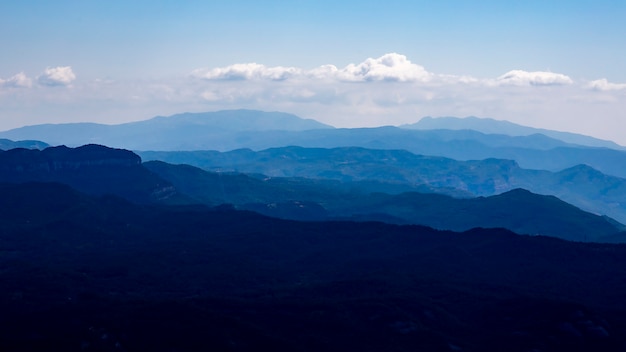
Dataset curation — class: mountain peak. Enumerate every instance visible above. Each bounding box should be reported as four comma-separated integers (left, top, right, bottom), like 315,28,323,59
147,109,334,132
0,109,334,149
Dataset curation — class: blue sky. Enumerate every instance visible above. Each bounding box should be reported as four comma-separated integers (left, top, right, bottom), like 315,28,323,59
1,0,625,143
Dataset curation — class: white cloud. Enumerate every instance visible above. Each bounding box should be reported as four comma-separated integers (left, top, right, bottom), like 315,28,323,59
37,66,76,86
1,72,32,88
197,54,592,88
588,78,626,91
495,70,573,86
193,63,301,81
193,53,433,83
334,53,433,82
307,64,340,80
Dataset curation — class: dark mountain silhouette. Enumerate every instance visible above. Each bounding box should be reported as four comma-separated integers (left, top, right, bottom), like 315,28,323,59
0,138,49,150
2,181,626,351
144,159,621,242
0,144,185,204
0,143,617,241
405,116,625,150
139,146,626,224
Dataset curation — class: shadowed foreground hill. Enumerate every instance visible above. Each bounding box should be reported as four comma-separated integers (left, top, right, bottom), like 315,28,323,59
2,182,626,351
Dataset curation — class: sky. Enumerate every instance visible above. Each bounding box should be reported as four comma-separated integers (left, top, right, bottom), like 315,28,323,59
1,0,625,143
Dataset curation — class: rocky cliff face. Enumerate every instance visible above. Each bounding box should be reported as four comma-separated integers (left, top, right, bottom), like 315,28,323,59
0,144,141,173
0,144,181,204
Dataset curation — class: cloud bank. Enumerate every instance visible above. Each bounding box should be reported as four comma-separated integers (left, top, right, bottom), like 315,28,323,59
194,63,301,81
193,53,433,82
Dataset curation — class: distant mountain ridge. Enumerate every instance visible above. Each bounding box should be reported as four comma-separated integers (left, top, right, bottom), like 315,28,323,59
3,109,626,178
152,109,333,131
405,116,625,150
0,109,333,149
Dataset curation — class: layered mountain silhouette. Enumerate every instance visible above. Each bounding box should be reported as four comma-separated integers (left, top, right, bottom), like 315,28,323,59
140,146,626,226
0,143,620,242
143,160,621,242
405,116,625,150
2,110,626,178
3,115,626,350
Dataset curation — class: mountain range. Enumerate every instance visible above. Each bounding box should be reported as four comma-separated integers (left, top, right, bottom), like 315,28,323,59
143,159,620,242
2,110,626,234
139,146,626,226
0,109,331,150
2,110,626,179
0,144,620,242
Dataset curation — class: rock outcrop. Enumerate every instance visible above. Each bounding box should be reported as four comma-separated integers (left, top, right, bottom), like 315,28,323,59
0,144,181,204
